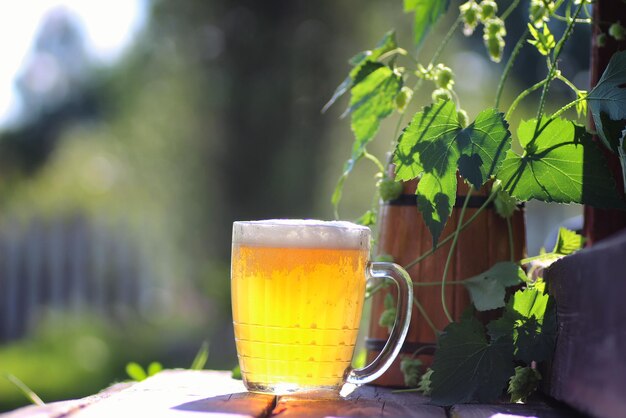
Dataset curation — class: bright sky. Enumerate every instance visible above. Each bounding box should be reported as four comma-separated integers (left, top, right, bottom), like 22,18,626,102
0,0,147,127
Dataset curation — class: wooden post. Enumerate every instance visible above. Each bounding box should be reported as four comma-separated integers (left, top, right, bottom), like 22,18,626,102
583,0,626,245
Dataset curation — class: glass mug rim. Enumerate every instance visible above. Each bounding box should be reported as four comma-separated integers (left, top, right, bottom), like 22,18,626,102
231,219,412,395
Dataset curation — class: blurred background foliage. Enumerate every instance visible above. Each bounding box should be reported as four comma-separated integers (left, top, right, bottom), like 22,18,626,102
0,0,589,411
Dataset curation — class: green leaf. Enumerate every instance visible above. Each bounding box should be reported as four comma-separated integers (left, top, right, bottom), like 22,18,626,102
457,108,512,189
496,117,625,208
404,0,451,46
384,292,395,309
356,210,377,226
125,362,147,382
147,362,163,377
462,262,525,311
394,100,511,245
587,50,626,151
415,169,458,247
374,253,395,263
431,316,514,405
324,76,352,114
190,341,210,370
379,308,397,331
521,227,584,265
553,227,584,255
418,368,433,395
511,288,557,364
351,61,386,87
508,366,542,403
527,23,555,56
323,31,398,113
349,66,403,151
494,188,518,218
400,358,423,387
331,155,361,218
331,65,402,216
487,287,557,364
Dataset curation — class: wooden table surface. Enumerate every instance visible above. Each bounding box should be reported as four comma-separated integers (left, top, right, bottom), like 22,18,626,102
2,370,575,418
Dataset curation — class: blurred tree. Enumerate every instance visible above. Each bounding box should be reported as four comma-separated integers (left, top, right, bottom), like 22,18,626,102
148,0,372,259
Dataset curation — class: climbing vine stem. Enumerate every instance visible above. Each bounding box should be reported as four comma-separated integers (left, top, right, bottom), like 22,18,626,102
440,185,474,323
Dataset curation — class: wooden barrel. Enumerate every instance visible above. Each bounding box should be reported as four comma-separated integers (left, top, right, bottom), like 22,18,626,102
366,175,526,387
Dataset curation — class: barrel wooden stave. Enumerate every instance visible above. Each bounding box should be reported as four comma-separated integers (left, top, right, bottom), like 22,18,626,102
367,177,526,387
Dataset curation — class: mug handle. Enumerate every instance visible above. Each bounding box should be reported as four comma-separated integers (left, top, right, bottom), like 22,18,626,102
345,261,413,385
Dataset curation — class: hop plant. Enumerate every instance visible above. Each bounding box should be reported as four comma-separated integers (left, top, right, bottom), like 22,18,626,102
378,178,403,201
508,366,542,403
417,368,433,395
484,18,506,37
400,358,423,387
529,0,554,28
484,34,505,63
460,1,481,36
395,86,414,114
416,63,434,80
483,19,505,64
479,0,498,21
379,293,397,332
432,88,452,102
609,22,626,41
597,33,607,48
434,64,455,90
457,109,469,128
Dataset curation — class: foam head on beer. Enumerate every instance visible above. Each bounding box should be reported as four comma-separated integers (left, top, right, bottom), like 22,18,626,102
232,219,371,250
231,219,371,393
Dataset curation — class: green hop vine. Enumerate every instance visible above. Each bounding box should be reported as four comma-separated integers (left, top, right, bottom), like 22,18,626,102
324,0,626,405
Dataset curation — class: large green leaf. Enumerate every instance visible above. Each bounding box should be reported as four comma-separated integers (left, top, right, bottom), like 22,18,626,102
431,316,514,405
458,108,511,189
322,31,397,112
349,66,402,150
393,100,511,245
587,50,626,152
330,66,401,216
486,287,557,364
496,117,625,208
511,288,557,364
462,262,525,311
404,0,451,46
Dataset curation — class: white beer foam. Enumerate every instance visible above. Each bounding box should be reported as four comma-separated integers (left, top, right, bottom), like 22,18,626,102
232,219,371,250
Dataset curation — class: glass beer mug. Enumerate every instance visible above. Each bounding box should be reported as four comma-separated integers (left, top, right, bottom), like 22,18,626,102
231,220,413,394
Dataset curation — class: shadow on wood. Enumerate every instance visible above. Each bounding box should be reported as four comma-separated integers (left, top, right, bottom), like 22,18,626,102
173,392,275,416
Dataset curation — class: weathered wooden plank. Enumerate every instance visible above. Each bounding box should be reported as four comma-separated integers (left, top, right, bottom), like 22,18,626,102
3,371,274,418
273,384,445,417
1,382,132,418
544,230,626,418
72,371,274,418
5,370,577,418
450,401,581,418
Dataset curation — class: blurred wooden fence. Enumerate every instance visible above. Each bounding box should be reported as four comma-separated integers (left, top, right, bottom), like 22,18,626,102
0,215,152,342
